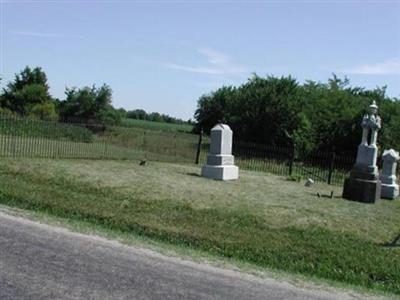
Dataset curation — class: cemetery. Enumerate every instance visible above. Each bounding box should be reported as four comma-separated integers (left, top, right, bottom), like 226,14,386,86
0,66,399,296
0,100,399,295
1,2,399,298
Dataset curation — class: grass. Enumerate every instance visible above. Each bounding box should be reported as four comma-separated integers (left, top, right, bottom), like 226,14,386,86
0,158,399,295
0,115,93,142
100,125,200,162
121,118,194,133
1,205,392,299
0,126,350,185
0,116,354,185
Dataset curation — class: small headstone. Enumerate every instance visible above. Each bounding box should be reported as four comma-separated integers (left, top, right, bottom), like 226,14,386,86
305,178,314,187
380,149,399,200
201,123,239,180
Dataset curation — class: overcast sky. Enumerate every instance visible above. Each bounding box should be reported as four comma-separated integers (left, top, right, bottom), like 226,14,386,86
1,0,400,120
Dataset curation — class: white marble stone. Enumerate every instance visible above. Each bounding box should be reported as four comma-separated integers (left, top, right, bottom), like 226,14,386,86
210,124,232,155
355,144,379,175
201,123,239,181
354,101,381,174
201,165,239,181
305,178,314,187
380,149,399,200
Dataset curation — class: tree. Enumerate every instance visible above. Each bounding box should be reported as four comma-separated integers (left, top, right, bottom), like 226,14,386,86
194,75,304,147
58,84,122,124
126,108,189,124
194,74,400,154
127,109,147,120
0,66,57,120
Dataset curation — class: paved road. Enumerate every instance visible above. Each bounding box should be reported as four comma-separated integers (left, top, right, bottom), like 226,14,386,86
0,211,375,300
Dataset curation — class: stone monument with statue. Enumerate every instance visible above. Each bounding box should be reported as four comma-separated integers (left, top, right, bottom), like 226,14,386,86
342,101,382,203
201,123,239,180
380,149,399,200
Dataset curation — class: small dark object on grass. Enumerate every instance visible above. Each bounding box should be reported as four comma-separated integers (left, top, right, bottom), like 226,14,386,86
286,175,301,182
140,160,146,166
380,234,400,248
317,191,334,199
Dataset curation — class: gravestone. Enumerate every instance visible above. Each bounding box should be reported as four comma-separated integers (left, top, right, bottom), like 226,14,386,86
201,123,239,180
342,101,382,203
380,149,399,200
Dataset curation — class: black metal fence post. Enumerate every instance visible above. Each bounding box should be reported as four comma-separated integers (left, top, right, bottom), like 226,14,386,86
288,145,295,176
327,151,336,185
103,140,107,159
174,133,177,162
195,129,203,164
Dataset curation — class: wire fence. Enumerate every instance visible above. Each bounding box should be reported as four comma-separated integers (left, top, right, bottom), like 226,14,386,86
0,113,377,186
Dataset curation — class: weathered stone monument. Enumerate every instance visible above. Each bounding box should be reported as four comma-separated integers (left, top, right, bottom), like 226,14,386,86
380,149,399,200
201,123,239,180
342,101,382,203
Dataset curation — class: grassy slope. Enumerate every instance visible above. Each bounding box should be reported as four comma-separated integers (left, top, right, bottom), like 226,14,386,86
0,158,399,294
121,118,193,133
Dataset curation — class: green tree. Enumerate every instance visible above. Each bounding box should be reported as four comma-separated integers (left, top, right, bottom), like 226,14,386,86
59,84,122,124
195,75,305,147
127,109,147,120
0,66,57,120
194,74,400,154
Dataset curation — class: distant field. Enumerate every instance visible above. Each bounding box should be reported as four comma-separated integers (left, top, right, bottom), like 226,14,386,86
0,116,93,143
0,115,199,162
121,118,194,133
0,158,399,295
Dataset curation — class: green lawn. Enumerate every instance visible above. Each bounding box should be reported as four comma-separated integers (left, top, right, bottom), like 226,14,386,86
0,158,399,294
121,118,194,133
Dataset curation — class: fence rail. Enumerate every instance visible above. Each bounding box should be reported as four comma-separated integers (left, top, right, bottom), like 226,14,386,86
197,140,356,186
0,114,384,186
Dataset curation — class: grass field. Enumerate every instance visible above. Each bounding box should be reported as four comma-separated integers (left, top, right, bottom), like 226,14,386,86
0,115,355,185
121,118,194,133
0,158,399,295
0,115,94,142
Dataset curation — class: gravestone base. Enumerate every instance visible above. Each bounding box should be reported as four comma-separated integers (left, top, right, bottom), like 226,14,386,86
342,176,381,203
201,165,239,181
381,184,399,200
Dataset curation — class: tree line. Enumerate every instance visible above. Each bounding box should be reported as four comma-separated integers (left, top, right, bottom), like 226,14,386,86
125,109,191,124
0,66,125,124
2,66,399,155
194,74,400,154
0,66,190,126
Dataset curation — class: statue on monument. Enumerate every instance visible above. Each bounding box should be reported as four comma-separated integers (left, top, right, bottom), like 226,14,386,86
360,101,381,147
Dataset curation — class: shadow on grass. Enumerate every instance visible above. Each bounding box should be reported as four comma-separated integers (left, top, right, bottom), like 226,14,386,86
380,233,400,248
307,192,339,199
186,172,201,177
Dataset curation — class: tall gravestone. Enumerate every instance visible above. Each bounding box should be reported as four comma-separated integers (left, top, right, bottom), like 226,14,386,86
380,149,399,200
201,123,239,180
342,101,382,203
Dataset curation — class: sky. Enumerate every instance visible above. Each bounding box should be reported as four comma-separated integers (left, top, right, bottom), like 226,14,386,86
1,0,400,120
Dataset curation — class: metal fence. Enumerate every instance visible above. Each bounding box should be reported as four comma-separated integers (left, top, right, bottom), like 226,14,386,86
0,114,361,185
197,140,355,186
0,114,200,163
